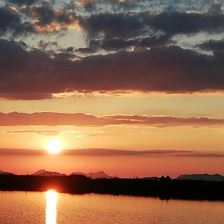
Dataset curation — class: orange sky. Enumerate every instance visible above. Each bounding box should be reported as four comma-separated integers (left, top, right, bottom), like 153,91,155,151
1,92,224,177
1,0,224,177
1,153,224,178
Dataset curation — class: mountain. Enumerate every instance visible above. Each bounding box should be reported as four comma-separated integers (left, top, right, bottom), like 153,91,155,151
71,171,111,179
0,170,14,175
142,177,160,180
177,174,224,182
31,169,66,177
70,172,86,176
87,171,111,179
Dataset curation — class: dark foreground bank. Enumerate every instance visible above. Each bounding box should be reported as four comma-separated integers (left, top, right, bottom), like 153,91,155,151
1,175,224,200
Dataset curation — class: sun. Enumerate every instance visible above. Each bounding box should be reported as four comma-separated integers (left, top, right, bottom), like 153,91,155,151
46,139,62,154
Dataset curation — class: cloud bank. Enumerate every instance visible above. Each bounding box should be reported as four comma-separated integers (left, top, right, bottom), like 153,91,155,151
1,40,224,99
1,148,224,158
0,112,224,127
0,0,224,99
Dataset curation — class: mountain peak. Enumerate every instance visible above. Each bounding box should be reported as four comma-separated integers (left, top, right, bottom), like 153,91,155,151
0,170,14,175
31,169,66,177
71,171,111,179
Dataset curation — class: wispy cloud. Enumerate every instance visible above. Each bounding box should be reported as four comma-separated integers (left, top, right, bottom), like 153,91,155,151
0,129,59,136
0,112,224,127
1,148,224,158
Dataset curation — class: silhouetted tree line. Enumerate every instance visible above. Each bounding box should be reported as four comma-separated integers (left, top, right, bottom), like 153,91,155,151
0,174,224,200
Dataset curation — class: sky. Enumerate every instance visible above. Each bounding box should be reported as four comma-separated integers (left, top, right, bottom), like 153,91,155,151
1,0,224,177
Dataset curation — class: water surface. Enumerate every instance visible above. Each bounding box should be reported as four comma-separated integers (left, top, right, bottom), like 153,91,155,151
0,191,224,224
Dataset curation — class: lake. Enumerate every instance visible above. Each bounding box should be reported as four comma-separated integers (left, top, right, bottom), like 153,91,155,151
0,190,224,224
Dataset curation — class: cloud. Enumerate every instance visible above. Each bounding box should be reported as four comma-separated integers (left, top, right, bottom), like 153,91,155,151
1,1,224,99
1,39,224,99
0,6,20,33
0,6,32,35
64,148,224,158
75,0,224,15
199,39,224,55
1,0,224,39
1,148,224,158
0,112,224,127
26,5,82,33
89,34,171,51
83,12,224,43
0,5,34,36
2,1,224,43
0,148,45,156
0,129,59,135
7,0,39,6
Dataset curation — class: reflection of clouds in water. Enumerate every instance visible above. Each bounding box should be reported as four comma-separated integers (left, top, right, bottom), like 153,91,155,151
46,190,58,224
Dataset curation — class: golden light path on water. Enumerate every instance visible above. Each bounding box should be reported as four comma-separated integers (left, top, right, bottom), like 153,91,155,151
46,190,58,224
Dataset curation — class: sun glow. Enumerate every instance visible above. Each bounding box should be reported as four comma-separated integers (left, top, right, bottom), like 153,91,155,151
46,139,62,154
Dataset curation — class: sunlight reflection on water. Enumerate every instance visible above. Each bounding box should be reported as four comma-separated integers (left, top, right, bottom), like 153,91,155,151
46,190,58,224
0,191,224,224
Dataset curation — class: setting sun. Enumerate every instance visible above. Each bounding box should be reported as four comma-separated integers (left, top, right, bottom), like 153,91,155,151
46,139,62,154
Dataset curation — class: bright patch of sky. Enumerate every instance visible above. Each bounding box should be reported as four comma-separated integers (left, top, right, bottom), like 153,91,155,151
172,32,224,54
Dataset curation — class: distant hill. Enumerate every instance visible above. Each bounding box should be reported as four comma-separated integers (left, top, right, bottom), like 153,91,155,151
31,169,66,177
177,174,224,182
71,171,111,179
142,177,160,180
1,169,110,178
0,170,14,175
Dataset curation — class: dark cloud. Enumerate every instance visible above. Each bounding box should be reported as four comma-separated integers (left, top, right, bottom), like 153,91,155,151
76,0,222,15
0,112,224,127
7,0,39,6
89,34,171,51
1,1,224,39
1,148,224,158
76,47,96,54
0,6,33,35
1,1,224,98
199,39,224,55
75,0,143,12
0,6,20,33
25,5,82,32
148,12,224,35
208,2,223,14
84,13,147,40
1,39,224,99
0,39,57,99
1,1,224,50
0,3,81,36
83,12,224,42
80,11,224,52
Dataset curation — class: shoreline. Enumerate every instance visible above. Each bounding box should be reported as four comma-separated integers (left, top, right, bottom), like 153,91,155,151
1,175,224,201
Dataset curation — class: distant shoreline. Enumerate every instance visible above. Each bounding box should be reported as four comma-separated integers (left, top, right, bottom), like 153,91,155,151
1,175,224,201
